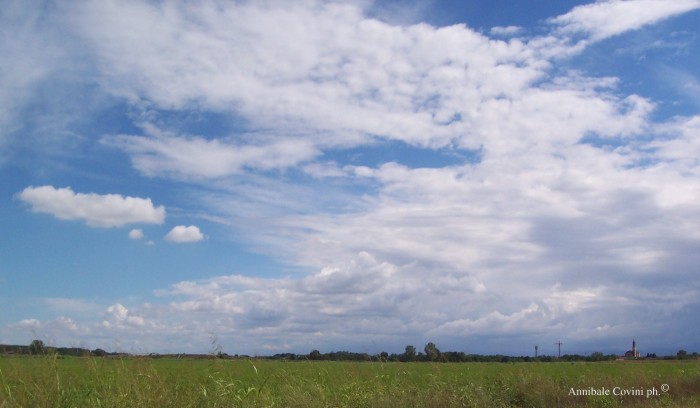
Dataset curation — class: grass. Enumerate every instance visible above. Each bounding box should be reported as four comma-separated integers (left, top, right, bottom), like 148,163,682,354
1,356,699,407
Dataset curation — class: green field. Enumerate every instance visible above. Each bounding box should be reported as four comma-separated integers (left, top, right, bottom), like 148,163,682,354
1,356,699,407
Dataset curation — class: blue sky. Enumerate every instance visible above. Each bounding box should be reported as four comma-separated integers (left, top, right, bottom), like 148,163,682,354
1,0,699,357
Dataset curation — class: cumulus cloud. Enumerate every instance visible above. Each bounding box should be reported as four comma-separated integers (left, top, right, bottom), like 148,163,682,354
134,240,697,354
103,304,145,327
18,318,40,329
148,252,441,351
165,225,205,243
17,186,165,227
128,229,144,240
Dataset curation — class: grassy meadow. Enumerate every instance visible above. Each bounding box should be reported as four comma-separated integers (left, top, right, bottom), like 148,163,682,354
1,355,699,407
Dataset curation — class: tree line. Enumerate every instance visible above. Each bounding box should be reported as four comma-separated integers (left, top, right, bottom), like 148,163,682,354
271,343,698,363
0,340,125,357
2,340,698,362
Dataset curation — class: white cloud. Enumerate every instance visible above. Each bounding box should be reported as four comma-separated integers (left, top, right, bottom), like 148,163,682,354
550,0,700,42
75,0,685,182
52,0,695,354
146,252,458,351
2,1,700,355
165,225,205,243
431,303,546,336
103,304,145,327
104,125,320,179
128,229,144,240
71,0,547,164
55,316,78,332
0,0,67,164
490,25,522,36
18,318,40,329
656,66,700,109
17,185,165,227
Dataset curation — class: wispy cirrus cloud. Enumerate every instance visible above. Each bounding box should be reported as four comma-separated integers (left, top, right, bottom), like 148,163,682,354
104,125,320,179
550,0,700,42
490,25,523,36
0,1,74,164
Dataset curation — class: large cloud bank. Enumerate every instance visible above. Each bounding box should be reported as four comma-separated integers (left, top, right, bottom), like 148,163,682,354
2,0,699,355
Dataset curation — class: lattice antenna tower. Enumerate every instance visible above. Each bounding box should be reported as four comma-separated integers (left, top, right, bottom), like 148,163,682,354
554,341,563,358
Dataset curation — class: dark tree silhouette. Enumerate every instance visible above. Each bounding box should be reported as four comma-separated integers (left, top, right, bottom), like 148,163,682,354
424,342,440,361
29,339,45,355
403,345,417,362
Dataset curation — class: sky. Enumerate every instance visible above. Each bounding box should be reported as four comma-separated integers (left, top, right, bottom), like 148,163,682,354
1,0,699,357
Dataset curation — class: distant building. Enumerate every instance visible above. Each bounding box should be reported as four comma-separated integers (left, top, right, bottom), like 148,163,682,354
623,339,640,359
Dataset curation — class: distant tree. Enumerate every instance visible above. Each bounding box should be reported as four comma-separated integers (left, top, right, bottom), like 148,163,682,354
309,349,322,360
403,345,417,362
29,339,45,355
442,351,467,362
589,352,605,361
379,351,389,361
424,342,440,361
677,350,688,360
